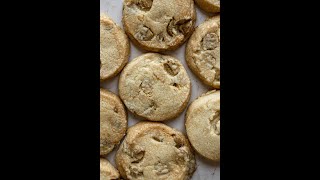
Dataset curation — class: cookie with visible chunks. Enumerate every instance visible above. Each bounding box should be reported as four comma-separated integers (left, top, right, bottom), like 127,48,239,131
185,90,220,162
122,0,196,52
118,53,191,121
186,16,220,88
115,122,196,180
100,89,127,155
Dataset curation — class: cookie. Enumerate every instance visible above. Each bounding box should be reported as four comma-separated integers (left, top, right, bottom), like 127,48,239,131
115,122,196,180
118,53,191,121
122,0,196,52
100,14,130,81
185,90,220,161
186,16,220,88
100,158,120,180
100,89,127,155
195,0,220,13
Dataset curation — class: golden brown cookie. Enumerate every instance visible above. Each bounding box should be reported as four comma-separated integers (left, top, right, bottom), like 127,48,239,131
195,0,220,13
122,0,196,52
100,14,130,81
185,90,220,162
116,122,196,180
100,89,127,155
118,53,191,121
100,158,120,180
186,16,220,88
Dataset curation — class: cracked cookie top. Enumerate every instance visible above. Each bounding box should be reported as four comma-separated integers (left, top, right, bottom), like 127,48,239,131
115,122,196,180
119,53,191,121
186,16,220,88
100,158,120,180
100,14,130,81
122,0,196,52
100,89,128,155
185,90,220,161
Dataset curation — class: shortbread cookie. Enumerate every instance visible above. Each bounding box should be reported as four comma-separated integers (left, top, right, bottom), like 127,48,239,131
100,89,127,155
195,0,220,13
122,0,196,52
100,158,120,180
100,14,130,81
115,122,196,180
185,90,220,161
118,53,191,121
186,16,220,88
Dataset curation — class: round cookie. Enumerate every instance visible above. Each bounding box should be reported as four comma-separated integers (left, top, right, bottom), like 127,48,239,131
118,53,191,121
195,0,220,13
100,14,130,81
122,0,196,52
186,16,220,88
100,89,127,155
100,158,120,180
115,122,196,180
185,90,220,162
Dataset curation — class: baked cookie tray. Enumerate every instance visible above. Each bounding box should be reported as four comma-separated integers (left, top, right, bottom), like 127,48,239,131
100,0,220,179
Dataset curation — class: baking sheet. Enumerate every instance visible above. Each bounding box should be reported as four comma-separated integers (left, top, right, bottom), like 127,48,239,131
100,0,220,179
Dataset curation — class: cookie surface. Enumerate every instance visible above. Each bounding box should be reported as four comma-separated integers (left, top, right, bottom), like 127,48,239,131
122,0,196,52
100,158,120,180
116,122,196,180
100,14,130,81
100,89,127,155
119,53,191,121
185,90,220,161
195,0,220,13
186,16,220,88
